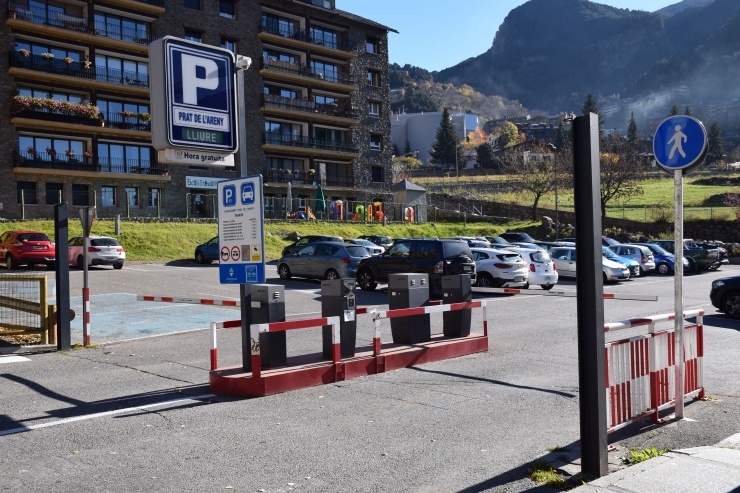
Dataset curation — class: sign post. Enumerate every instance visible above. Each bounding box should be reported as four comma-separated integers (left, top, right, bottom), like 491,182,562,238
79,206,95,346
653,116,708,420
54,204,71,351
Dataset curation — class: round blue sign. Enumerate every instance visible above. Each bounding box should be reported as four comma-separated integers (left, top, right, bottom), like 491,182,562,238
653,116,707,173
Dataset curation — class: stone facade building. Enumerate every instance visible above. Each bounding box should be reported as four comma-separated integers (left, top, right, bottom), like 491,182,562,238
0,0,396,219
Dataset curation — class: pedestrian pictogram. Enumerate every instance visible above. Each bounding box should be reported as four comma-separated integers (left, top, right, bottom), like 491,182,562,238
653,116,707,173
221,247,229,261
231,246,240,262
668,125,687,160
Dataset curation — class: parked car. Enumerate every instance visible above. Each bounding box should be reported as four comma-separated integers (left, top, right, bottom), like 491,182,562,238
630,242,686,275
609,244,656,275
499,232,535,243
471,248,529,289
651,239,719,272
501,246,558,290
356,239,476,293
506,241,543,250
282,235,344,257
68,236,125,269
278,242,370,281
602,246,640,277
194,236,219,264
484,236,510,246
695,242,729,270
0,230,55,270
602,237,620,247
358,235,393,251
346,239,384,256
549,246,630,282
710,276,740,318
531,240,575,251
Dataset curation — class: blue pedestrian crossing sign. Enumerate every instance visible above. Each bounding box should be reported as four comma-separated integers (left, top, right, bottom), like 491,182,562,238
653,116,707,173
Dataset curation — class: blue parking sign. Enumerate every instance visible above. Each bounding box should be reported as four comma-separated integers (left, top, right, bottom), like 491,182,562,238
653,116,707,173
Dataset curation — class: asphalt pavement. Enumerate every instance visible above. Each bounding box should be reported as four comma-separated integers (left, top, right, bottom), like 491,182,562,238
0,261,739,492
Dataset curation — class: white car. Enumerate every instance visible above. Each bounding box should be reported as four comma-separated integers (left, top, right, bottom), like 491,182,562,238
549,246,630,282
471,248,529,288
501,246,558,290
68,236,126,269
345,239,384,256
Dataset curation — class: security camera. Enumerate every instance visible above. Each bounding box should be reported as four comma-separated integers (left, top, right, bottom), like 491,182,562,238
236,56,252,70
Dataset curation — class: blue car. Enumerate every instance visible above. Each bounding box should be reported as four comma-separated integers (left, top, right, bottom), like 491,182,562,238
194,236,219,264
631,243,684,275
602,246,640,277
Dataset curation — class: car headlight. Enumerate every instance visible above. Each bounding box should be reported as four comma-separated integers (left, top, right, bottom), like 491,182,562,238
713,280,725,289
612,268,623,275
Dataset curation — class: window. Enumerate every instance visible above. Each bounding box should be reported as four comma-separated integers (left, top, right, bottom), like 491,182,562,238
371,166,383,183
310,60,339,82
15,41,82,62
220,38,236,52
263,49,296,64
261,13,298,38
219,0,235,18
46,183,64,205
98,99,149,126
369,102,380,117
72,184,89,206
314,127,346,143
184,30,201,43
97,143,151,173
366,36,378,54
95,55,148,84
148,188,161,207
266,157,303,172
93,13,149,44
19,136,85,161
17,87,82,104
17,181,37,204
314,94,339,106
101,186,116,207
368,71,380,87
309,26,338,49
389,241,411,258
265,121,302,143
183,0,200,9
370,134,382,151
264,85,298,99
124,187,139,207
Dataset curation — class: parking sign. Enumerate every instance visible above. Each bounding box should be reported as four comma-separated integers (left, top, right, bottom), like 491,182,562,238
150,37,238,153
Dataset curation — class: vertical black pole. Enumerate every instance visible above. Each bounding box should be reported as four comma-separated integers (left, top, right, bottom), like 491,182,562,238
54,203,71,351
573,113,608,477
236,60,251,372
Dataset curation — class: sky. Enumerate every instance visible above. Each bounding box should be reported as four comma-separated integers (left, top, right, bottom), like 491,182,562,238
340,0,685,71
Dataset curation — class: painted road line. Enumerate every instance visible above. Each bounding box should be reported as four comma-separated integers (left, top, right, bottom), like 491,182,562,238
0,356,31,364
0,394,216,437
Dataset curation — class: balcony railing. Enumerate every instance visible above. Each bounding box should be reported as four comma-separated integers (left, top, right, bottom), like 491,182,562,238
101,112,151,131
14,151,167,175
262,94,359,119
13,109,102,127
324,173,354,188
9,51,150,88
259,20,349,52
7,3,154,45
263,168,354,188
295,0,334,8
263,133,359,154
260,57,355,86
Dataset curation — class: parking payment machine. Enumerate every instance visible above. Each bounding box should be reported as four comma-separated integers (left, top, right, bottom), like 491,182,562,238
321,279,357,359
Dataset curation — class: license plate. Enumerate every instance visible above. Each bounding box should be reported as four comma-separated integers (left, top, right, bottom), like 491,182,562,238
33,246,43,250
463,266,471,272
544,276,552,281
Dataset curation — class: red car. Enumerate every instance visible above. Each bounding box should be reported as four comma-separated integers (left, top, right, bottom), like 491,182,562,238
0,230,56,270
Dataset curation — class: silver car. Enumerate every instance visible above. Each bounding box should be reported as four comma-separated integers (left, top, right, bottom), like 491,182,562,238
609,244,656,275
346,239,384,256
278,242,370,281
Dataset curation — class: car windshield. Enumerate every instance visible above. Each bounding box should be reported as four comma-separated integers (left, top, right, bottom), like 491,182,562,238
643,244,669,255
17,233,49,242
497,253,521,262
602,247,619,259
347,246,371,257
489,237,508,244
530,252,551,263
351,239,374,246
91,238,120,247
377,237,392,245
443,241,471,260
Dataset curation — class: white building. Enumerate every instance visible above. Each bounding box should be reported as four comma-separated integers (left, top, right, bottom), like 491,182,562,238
391,112,480,166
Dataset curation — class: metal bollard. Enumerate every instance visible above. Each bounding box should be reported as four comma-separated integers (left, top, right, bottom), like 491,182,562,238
321,279,356,359
388,273,431,344
441,275,472,338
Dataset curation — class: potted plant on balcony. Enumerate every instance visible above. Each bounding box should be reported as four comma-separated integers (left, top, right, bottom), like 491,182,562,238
26,147,37,158
41,52,54,60
83,59,92,69
17,49,30,57
117,111,135,119
83,150,93,162
65,149,78,162
136,112,151,122
62,57,73,65
268,167,277,180
45,147,56,159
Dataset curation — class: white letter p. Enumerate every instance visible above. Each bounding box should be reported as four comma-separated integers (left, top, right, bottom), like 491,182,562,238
181,54,219,105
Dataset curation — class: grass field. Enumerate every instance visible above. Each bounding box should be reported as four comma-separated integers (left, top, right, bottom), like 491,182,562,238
0,219,539,262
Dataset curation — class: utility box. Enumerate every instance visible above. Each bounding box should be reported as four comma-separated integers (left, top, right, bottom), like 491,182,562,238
388,273,431,344
442,275,472,338
251,284,287,369
321,279,357,359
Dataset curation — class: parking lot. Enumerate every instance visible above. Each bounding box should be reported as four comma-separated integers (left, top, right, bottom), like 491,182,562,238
1,261,739,492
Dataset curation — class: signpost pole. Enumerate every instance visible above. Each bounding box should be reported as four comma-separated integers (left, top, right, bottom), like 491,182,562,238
54,203,71,351
674,169,685,419
236,58,251,371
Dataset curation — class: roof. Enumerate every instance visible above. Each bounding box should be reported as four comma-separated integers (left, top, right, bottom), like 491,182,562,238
334,9,399,33
392,179,426,191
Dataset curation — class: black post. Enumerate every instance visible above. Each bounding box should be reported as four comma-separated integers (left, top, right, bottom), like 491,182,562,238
54,203,71,351
241,287,252,371
573,113,608,477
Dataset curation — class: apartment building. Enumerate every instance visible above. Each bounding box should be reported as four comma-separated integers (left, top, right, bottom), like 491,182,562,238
1,0,396,219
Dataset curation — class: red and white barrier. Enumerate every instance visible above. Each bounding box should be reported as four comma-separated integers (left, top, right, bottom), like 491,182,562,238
82,287,90,346
604,310,704,433
472,287,657,302
138,295,239,307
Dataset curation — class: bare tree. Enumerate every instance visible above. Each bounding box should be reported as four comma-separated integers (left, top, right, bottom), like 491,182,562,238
599,134,647,218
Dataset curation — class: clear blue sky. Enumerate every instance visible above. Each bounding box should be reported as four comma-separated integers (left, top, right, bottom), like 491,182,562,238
340,0,683,71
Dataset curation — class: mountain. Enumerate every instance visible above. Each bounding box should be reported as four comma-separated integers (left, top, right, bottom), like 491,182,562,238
657,0,715,17
435,0,740,113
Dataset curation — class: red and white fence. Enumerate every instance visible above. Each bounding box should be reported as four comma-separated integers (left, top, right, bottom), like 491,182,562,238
138,295,239,307
604,310,705,433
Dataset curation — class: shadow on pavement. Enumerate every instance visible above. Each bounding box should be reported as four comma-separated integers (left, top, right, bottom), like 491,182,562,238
702,314,740,332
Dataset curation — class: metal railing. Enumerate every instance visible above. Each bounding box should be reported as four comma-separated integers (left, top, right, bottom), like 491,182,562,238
263,133,359,153
260,57,356,86
262,94,359,119
259,19,349,52
294,0,334,8
9,51,150,88
12,109,101,127
100,112,151,131
14,151,168,176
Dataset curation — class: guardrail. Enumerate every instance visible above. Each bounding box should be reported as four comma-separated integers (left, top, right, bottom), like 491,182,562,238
604,310,704,433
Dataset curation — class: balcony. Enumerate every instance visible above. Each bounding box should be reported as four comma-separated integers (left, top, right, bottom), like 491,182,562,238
7,3,154,52
14,151,169,179
259,57,358,91
261,94,359,125
101,112,151,131
262,133,359,159
13,109,101,127
258,20,354,58
295,0,334,8
324,173,354,188
264,168,355,189
9,51,149,95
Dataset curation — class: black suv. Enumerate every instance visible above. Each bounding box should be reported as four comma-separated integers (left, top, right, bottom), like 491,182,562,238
499,232,535,243
282,235,344,257
356,239,476,293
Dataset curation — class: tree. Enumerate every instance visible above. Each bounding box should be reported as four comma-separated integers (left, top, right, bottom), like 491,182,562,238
390,156,423,183
392,143,401,156
668,105,680,116
496,120,524,148
684,105,693,116
707,121,725,166
476,142,500,169
581,93,604,130
428,108,463,170
599,134,646,218
627,111,638,143
462,128,488,151
391,86,438,114
503,143,568,220
554,120,566,150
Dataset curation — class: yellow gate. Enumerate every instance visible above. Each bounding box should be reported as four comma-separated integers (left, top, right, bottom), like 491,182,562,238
0,275,50,344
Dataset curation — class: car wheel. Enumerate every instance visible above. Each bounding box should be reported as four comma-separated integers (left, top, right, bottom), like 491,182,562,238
603,272,609,284
278,264,291,280
6,254,15,270
357,269,377,292
113,262,123,270
657,262,671,275
476,273,494,288
195,251,205,264
722,292,740,319
542,284,554,291
76,255,84,270
638,266,645,276
325,269,339,281
523,282,530,289
687,258,697,272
